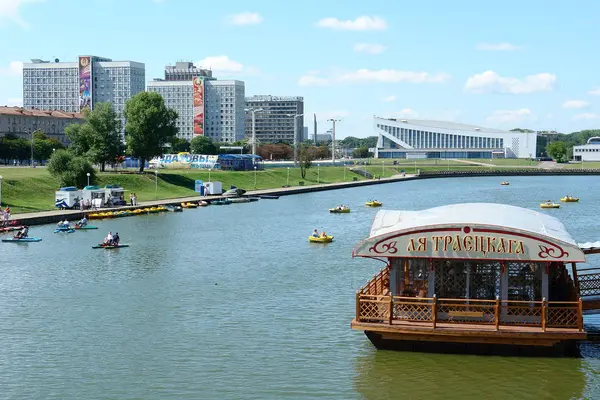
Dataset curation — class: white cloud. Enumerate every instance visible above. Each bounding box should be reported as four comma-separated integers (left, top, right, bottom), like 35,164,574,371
299,68,450,86
0,0,44,28
465,70,556,94
6,97,22,106
394,108,419,119
353,43,386,54
316,16,387,31
486,108,533,124
573,113,600,121
382,95,396,102
476,42,521,51
196,55,253,77
0,61,23,76
226,12,263,26
588,88,600,96
562,100,589,109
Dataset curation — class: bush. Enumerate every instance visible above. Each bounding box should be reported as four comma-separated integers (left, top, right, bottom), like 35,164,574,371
47,150,96,187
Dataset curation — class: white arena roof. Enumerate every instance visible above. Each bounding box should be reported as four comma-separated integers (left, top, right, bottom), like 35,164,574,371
377,118,512,134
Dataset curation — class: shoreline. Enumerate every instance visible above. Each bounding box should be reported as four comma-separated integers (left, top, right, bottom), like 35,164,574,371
6,168,600,227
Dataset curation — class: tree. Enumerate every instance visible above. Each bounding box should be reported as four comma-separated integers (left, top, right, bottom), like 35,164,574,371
171,137,190,153
65,123,93,156
85,102,125,172
124,92,179,172
257,143,292,160
299,145,315,179
352,147,372,159
47,149,96,187
190,135,218,155
547,141,568,163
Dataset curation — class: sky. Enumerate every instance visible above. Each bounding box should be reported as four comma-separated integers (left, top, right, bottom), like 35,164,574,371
2,0,600,138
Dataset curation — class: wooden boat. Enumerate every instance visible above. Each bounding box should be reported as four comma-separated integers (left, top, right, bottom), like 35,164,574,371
92,243,130,249
259,195,280,200
74,224,98,230
2,237,42,242
366,201,383,207
230,197,252,203
0,226,24,233
540,203,560,209
351,203,592,356
54,227,75,233
329,207,350,213
500,181,510,185
561,197,579,203
181,202,198,209
308,235,334,243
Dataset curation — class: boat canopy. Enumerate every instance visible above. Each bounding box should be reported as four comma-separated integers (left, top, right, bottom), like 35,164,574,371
58,186,78,191
352,203,586,263
83,185,101,190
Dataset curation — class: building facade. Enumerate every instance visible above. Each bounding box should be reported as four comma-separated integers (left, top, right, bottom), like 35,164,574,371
374,117,537,159
573,137,600,161
0,106,84,145
148,63,245,143
244,96,304,144
22,56,145,134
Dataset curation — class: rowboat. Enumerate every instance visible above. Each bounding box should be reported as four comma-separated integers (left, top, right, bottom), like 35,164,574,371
2,237,42,243
92,243,130,249
329,208,350,213
309,235,334,243
74,225,98,230
540,203,560,209
560,197,579,203
366,201,383,207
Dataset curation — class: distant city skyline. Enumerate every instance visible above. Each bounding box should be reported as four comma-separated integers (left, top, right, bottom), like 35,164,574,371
2,0,600,137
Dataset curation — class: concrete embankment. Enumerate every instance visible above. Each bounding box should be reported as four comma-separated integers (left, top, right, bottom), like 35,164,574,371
8,174,419,227
419,169,600,178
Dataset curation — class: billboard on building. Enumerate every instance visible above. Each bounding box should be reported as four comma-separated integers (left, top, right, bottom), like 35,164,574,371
192,76,205,136
78,56,92,112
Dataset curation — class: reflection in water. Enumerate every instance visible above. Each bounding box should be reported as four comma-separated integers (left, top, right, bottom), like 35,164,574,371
353,348,587,400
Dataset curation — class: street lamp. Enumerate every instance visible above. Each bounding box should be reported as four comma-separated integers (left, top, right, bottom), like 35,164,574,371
317,163,320,183
286,113,304,165
254,166,258,188
86,172,91,187
155,170,158,200
286,167,290,187
327,118,341,165
245,108,264,159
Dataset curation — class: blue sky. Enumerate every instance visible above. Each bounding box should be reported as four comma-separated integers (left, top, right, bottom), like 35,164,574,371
2,0,600,138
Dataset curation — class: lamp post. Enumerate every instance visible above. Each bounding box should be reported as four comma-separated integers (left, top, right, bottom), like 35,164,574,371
286,113,304,165
154,170,158,200
286,167,290,187
327,118,341,165
245,108,263,159
86,172,90,187
254,166,257,188
317,163,320,183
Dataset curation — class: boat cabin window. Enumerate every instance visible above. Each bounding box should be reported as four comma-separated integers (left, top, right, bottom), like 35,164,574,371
398,259,429,297
507,262,542,302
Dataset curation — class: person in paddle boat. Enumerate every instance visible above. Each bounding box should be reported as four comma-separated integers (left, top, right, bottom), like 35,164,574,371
78,216,87,227
312,229,319,237
103,231,113,246
320,230,327,238
546,200,552,205
112,232,120,245
14,226,29,239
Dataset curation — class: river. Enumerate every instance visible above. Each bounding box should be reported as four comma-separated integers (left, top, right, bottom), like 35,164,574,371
1,175,599,399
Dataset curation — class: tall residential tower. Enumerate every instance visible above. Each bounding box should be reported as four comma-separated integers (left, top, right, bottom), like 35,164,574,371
244,95,304,144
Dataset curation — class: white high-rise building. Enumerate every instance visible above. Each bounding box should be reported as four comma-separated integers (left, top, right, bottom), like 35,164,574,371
244,95,304,144
147,62,245,143
22,56,145,134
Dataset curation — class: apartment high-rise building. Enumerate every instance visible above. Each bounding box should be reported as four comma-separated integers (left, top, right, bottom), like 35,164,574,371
147,62,245,143
22,56,145,134
244,95,304,144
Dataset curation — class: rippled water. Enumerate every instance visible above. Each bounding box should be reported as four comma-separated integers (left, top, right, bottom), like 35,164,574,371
1,176,600,399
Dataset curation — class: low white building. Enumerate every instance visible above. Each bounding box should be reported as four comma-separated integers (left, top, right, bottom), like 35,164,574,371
573,137,600,162
373,117,537,159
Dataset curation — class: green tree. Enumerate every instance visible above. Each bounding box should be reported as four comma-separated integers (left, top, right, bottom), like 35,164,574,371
47,149,96,187
65,123,93,156
86,102,125,172
170,137,191,153
547,141,568,163
190,136,218,154
299,145,315,179
352,147,372,159
124,92,179,172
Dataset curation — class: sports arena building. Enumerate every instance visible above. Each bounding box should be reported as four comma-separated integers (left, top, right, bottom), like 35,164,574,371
373,117,537,159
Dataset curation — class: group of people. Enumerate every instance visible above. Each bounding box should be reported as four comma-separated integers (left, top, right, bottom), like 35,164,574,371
103,231,120,246
312,229,327,238
334,205,348,211
79,199,93,210
1,206,10,227
14,225,29,239
129,193,138,206
56,220,71,229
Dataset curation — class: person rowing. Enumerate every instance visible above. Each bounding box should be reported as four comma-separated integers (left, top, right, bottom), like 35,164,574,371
112,232,120,245
103,231,113,246
78,216,87,227
14,226,29,239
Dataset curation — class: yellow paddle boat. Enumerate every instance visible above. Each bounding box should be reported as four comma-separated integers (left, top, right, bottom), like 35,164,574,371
500,181,510,186
366,200,383,207
540,202,560,209
308,235,334,243
329,207,350,213
560,196,579,203
181,202,198,209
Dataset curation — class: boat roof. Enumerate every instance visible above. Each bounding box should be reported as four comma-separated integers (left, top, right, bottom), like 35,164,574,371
353,203,586,262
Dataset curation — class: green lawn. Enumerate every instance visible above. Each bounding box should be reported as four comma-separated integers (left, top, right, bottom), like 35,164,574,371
466,158,540,166
561,162,600,169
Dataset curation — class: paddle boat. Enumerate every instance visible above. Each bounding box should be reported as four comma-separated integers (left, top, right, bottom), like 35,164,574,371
540,202,560,209
181,202,198,209
561,196,580,203
92,243,130,249
0,225,24,234
165,204,183,212
54,227,75,233
198,201,209,207
501,181,510,186
2,237,42,243
329,206,350,213
366,200,383,207
74,224,98,230
308,235,334,243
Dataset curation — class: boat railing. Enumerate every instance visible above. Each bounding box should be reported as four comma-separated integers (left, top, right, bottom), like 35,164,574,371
358,266,390,296
576,267,600,297
355,294,583,331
